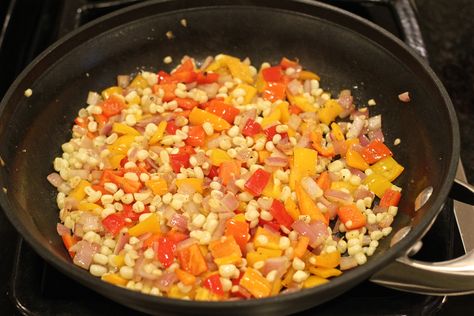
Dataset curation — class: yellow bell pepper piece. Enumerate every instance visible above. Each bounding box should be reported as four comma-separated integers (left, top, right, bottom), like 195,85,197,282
240,268,272,298
318,99,343,125
227,83,257,105
101,273,128,286
281,267,296,288
303,275,329,288
215,55,254,84
363,173,393,198
298,70,320,81
255,68,266,93
108,154,126,169
330,181,357,193
112,122,140,136
253,227,281,250
195,286,221,301
101,86,123,99
308,266,342,279
295,182,328,225
108,134,136,155
261,108,281,128
288,94,317,112
209,149,232,166
129,74,148,89
69,179,90,201
149,121,167,145
330,122,345,141
313,251,341,268
128,213,160,237
270,278,282,296
346,148,370,171
176,178,204,194
168,284,192,299
145,178,168,196
77,202,103,213
275,101,290,123
189,107,231,131
371,156,404,182
246,247,283,267
285,197,300,220
289,147,318,189
262,175,282,199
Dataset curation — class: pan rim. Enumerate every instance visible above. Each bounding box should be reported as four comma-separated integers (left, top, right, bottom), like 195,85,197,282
0,0,460,311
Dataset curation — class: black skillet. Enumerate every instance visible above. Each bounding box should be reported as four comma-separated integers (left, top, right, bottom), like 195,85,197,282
0,0,466,314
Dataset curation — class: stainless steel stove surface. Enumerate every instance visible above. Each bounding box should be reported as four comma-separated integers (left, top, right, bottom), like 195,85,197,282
0,0,472,315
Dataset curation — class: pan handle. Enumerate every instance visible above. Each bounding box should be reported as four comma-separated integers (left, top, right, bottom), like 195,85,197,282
370,248,474,295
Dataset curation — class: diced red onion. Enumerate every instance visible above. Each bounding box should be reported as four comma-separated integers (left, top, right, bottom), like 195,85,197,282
368,115,382,131
199,56,214,70
373,205,388,214
78,213,102,233
301,177,323,200
276,138,293,155
340,256,358,270
212,215,233,240
332,140,347,156
70,240,99,270
262,256,289,278
287,79,303,95
296,133,310,148
136,115,165,128
206,135,226,149
238,109,257,132
324,189,353,204
291,220,328,248
338,90,353,109
358,134,370,147
100,122,113,136
56,223,71,236
47,173,64,188
236,148,252,162
117,75,130,88
185,82,197,90
72,125,87,136
168,214,188,231
155,271,179,292
68,169,90,179
303,80,311,94
265,156,288,168
182,201,199,214
347,116,365,138
175,238,198,252
197,83,220,98
221,192,239,212
368,129,385,143
114,232,129,255
398,91,410,102
353,186,373,201
379,215,394,229
87,92,100,106
288,114,302,130
351,108,369,119
64,197,78,211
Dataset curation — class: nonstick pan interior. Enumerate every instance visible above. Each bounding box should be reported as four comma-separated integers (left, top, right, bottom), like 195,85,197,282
0,0,459,314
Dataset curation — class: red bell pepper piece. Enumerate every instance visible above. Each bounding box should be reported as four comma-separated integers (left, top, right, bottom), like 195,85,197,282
171,59,197,83
280,57,299,69
165,120,178,135
269,199,294,228
153,82,177,102
122,204,149,223
99,169,124,186
102,213,126,236
175,97,199,110
244,169,271,196
361,140,393,164
196,71,219,84
101,95,125,117
207,165,219,179
262,82,286,102
242,119,262,137
264,125,288,141
259,218,281,233
205,99,240,124
178,145,196,156
379,189,402,208
157,70,173,84
262,65,283,82
156,237,176,268
170,152,190,173
186,125,206,147
203,273,224,296
225,218,250,252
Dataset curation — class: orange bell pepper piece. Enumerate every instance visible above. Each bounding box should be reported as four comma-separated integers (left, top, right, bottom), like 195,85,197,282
239,268,272,298
209,235,242,266
177,243,208,276
313,251,341,269
337,204,366,229
295,182,328,225
189,107,231,131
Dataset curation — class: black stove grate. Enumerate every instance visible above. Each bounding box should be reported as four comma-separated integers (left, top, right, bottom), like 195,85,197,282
0,0,460,315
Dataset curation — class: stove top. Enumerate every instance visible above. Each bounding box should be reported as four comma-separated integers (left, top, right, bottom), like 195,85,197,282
0,0,472,315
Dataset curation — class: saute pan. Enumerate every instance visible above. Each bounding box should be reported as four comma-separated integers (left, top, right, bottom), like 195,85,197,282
0,0,473,314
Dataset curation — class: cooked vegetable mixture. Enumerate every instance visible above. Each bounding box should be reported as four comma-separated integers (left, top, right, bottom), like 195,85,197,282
49,54,404,300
